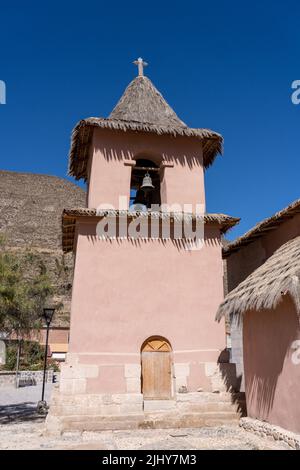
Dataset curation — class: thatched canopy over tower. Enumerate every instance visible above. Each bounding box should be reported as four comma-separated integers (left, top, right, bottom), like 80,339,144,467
109,75,187,128
68,60,223,180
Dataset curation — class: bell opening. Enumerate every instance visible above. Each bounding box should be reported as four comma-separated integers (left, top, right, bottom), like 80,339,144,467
129,159,161,210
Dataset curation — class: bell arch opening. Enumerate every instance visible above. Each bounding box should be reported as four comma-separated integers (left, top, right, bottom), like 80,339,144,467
129,158,161,210
141,336,173,400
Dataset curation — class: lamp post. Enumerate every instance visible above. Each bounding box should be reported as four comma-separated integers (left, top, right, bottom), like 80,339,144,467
37,307,55,414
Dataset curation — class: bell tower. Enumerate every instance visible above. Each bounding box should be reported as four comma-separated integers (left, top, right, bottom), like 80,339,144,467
47,60,240,433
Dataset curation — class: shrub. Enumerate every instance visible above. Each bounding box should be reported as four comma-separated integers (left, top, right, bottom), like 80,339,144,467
3,340,59,371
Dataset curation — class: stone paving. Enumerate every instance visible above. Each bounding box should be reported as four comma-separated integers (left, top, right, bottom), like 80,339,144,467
0,383,52,425
0,384,291,450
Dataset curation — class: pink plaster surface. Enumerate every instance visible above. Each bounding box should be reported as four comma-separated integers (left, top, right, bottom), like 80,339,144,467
65,128,227,395
69,222,225,364
173,350,221,362
78,354,140,365
243,296,300,434
88,129,205,210
187,363,212,391
86,365,127,394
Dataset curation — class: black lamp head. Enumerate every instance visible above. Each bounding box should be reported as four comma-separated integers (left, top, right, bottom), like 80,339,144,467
43,307,55,326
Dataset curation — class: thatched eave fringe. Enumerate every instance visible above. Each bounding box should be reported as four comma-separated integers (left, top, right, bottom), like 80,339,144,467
224,199,300,257
62,208,239,253
216,236,300,322
68,118,223,181
288,276,300,317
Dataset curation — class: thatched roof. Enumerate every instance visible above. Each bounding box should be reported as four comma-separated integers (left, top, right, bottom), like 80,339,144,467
216,236,300,321
224,199,300,257
62,208,239,253
68,76,223,180
110,76,187,127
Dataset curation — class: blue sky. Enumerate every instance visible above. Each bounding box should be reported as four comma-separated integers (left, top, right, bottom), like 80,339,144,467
0,0,299,239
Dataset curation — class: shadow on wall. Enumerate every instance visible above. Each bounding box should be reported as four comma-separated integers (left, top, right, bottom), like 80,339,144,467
101,141,203,170
86,219,221,251
87,233,221,252
218,349,247,417
243,297,298,421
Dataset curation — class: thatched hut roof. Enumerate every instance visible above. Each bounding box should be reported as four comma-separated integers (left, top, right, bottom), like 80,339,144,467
109,76,187,127
216,236,300,321
62,208,239,253
223,199,300,257
68,76,223,180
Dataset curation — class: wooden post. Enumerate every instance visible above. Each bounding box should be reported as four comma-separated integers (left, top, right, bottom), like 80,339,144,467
15,339,21,388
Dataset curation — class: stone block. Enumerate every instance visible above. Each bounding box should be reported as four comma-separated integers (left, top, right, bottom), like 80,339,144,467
126,377,141,393
211,378,227,393
204,362,219,378
60,365,77,380
44,415,63,436
101,394,113,405
123,393,143,404
120,403,143,414
175,376,187,390
60,379,73,394
174,363,190,377
124,364,141,378
81,364,99,378
72,378,87,394
65,353,79,366
60,364,99,381
143,400,176,412
101,403,121,415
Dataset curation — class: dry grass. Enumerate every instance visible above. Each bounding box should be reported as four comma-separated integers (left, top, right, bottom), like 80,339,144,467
216,236,300,321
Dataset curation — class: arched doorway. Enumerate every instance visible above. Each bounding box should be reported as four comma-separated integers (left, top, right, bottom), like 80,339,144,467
141,336,172,399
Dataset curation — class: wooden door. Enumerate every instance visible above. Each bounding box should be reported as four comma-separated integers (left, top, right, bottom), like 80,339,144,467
141,337,172,399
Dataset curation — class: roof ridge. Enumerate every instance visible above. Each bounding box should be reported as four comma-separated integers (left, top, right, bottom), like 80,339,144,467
224,198,300,256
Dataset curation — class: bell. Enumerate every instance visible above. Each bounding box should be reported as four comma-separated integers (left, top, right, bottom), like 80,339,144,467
141,172,155,193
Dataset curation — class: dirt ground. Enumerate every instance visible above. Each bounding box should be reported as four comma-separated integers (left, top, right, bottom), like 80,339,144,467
0,384,291,450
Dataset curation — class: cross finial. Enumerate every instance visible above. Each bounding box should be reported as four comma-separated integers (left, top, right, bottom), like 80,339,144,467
133,57,148,77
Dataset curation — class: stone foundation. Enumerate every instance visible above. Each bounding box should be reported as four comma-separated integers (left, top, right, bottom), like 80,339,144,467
46,389,242,434
240,417,300,450
45,353,242,434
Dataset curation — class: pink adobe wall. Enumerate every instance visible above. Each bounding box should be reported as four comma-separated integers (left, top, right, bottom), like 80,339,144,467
262,213,300,258
68,220,226,393
243,295,300,434
87,129,205,211
226,213,300,292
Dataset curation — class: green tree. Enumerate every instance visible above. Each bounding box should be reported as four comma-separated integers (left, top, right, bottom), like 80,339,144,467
0,238,53,337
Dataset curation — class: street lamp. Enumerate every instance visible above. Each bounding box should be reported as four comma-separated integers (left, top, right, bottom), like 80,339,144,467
37,307,55,414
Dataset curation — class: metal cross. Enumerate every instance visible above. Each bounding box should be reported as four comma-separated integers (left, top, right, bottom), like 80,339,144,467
133,57,148,76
